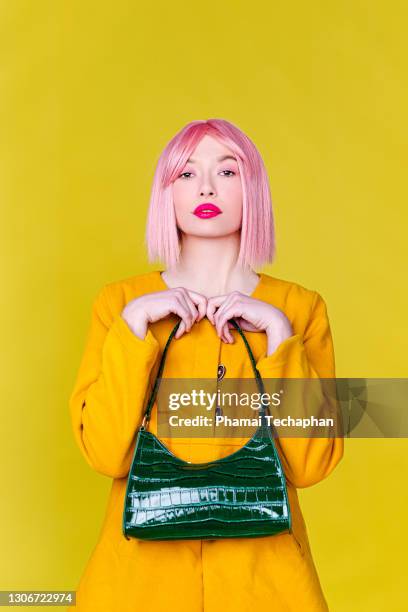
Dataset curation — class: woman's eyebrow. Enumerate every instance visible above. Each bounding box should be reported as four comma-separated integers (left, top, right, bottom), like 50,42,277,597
186,154,237,164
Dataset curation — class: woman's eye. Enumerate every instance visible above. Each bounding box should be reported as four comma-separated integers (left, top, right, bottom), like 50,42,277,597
178,169,236,179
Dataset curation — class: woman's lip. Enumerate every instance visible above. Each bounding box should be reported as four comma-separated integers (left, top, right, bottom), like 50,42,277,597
193,210,222,218
193,203,222,214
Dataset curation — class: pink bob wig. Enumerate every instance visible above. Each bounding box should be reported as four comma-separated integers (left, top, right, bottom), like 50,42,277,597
145,118,275,269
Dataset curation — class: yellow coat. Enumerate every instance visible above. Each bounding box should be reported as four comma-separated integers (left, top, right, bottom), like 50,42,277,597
69,270,343,611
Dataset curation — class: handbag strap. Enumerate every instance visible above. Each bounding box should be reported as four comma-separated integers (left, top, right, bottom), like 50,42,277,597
140,317,270,431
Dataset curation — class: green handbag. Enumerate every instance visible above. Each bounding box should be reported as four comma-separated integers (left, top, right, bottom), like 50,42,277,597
122,317,292,541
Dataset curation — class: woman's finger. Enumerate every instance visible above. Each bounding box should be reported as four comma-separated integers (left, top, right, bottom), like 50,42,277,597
213,295,235,336
185,289,208,322
174,288,198,330
206,294,229,325
207,294,236,342
222,321,234,343
175,319,186,339
170,296,194,338
216,303,245,339
170,289,209,338
173,288,208,327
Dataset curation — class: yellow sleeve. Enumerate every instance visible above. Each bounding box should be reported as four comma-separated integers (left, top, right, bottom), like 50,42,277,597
255,291,344,488
69,285,160,479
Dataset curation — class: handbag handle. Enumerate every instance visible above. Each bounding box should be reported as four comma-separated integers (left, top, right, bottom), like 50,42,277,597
140,317,271,431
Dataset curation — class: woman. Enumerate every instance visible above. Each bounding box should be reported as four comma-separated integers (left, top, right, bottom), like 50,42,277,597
69,118,343,611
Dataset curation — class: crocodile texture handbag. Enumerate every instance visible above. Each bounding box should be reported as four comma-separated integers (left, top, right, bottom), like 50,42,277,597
122,317,292,541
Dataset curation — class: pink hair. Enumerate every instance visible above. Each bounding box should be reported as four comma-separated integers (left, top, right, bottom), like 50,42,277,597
145,118,275,269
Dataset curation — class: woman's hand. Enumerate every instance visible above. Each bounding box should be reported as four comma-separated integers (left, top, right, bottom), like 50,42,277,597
206,292,293,353
122,288,207,340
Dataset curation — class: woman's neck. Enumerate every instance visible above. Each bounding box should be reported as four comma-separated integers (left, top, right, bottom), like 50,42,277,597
161,232,260,298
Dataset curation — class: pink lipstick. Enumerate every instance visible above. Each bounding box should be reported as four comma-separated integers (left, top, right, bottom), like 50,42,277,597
193,203,222,219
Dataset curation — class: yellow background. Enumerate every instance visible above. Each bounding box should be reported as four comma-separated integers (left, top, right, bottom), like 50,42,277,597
1,1,407,610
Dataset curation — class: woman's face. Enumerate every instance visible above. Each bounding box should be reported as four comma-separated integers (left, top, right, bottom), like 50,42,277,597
172,134,243,239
